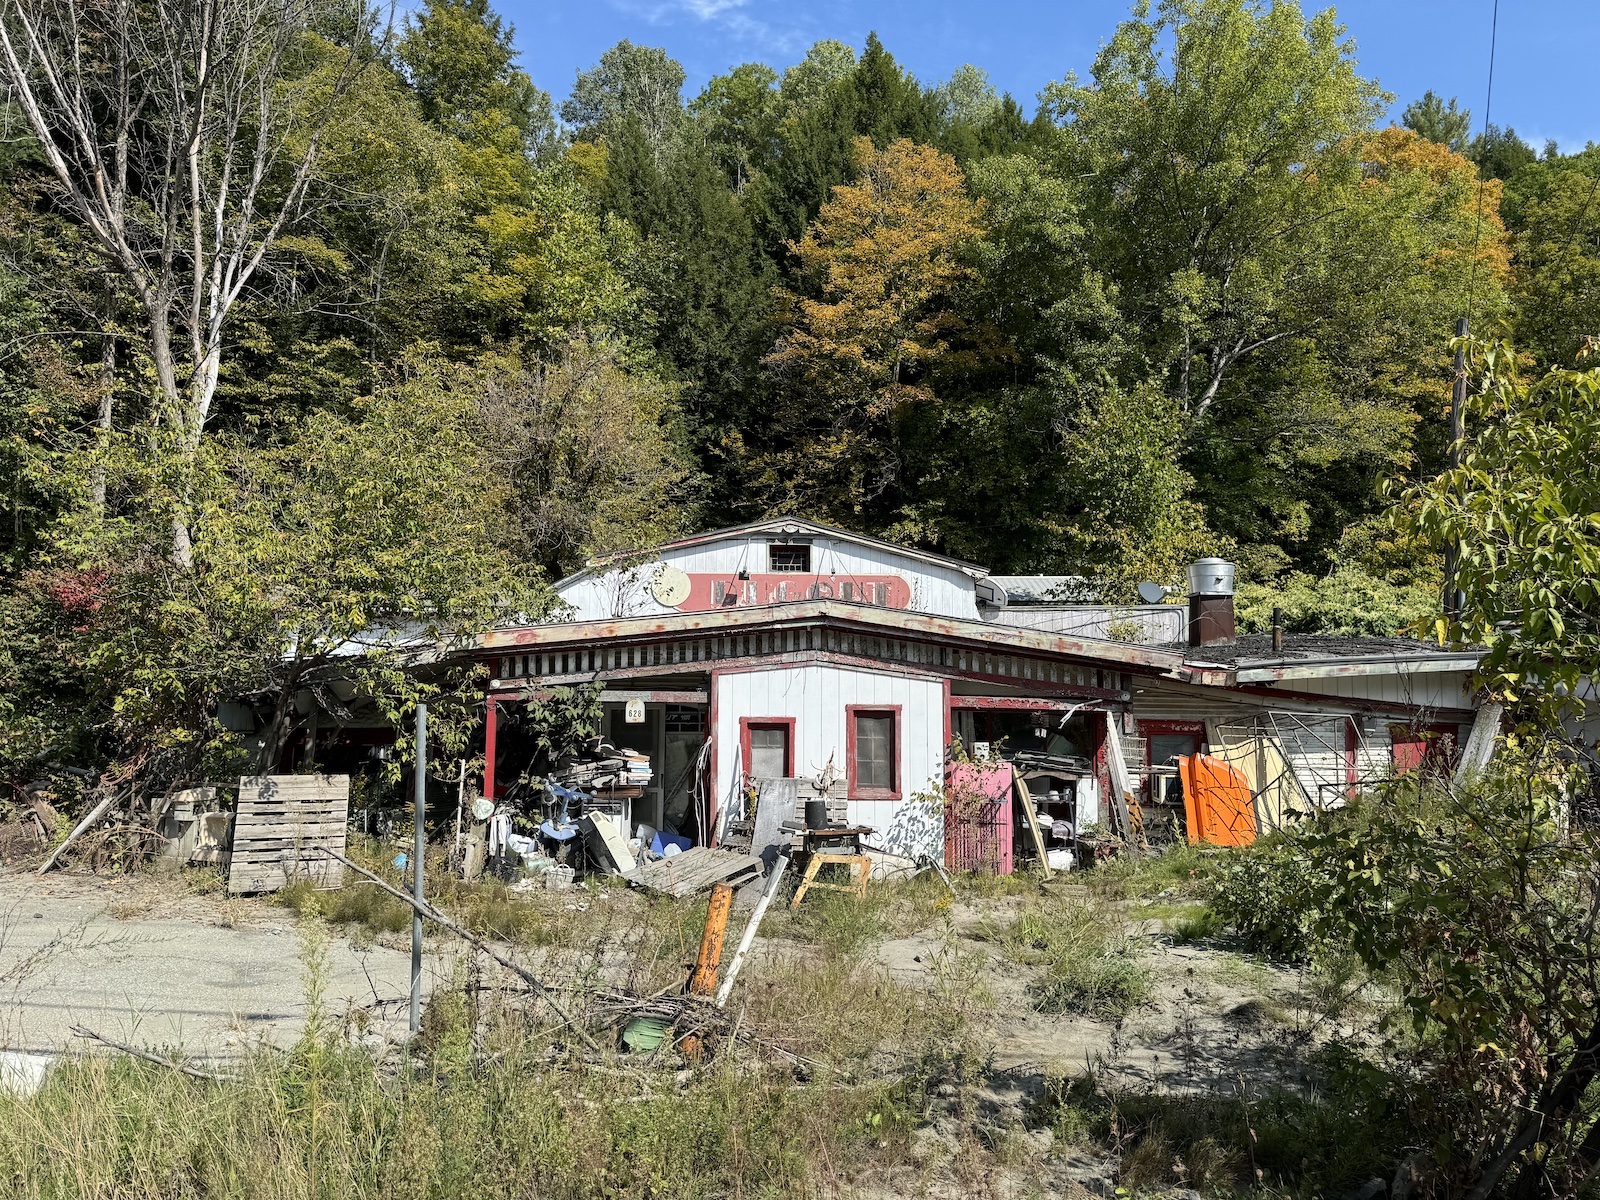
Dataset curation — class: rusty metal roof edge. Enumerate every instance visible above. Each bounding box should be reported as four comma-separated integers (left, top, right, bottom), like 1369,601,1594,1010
1233,653,1483,682
477,600,1194,675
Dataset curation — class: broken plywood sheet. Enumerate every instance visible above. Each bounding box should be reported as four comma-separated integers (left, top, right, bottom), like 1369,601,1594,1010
228,774,349,894
625,846,763,898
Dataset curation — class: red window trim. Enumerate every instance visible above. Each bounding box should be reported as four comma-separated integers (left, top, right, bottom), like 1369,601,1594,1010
1138,719,1205,770
739,717,796,779
847,704,901,800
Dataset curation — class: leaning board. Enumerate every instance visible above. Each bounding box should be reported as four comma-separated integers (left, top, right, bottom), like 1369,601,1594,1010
228,774,350,894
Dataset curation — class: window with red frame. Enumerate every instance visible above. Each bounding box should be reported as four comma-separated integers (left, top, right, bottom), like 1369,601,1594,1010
740,719,794,780
848,706,899,798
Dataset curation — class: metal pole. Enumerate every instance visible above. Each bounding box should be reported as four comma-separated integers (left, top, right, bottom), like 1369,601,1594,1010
409,702,427,1035
1444,316,1468,623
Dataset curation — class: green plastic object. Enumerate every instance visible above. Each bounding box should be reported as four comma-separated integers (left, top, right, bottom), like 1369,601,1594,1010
620,1017,671,1054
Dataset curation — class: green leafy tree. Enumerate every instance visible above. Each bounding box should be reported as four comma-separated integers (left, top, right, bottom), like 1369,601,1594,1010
562,40,686,153
1470,123,1538,181
398,0,555,154
777,39,856,111
1502,150,1600,369
689,63,780,190
597,117,774,511
1400,340,1600,736
1040,0,1507,569
1401,89,1471,152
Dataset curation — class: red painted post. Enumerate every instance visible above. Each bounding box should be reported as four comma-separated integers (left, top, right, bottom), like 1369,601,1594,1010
483,697,499,800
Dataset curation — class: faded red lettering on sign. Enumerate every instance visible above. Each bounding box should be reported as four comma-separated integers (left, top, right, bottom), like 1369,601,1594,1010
679,573,909,611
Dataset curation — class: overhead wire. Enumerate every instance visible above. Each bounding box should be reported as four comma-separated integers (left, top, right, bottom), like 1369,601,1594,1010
1464,0,1500,330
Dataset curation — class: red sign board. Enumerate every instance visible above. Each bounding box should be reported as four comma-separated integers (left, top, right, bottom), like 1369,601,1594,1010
680,573,910,611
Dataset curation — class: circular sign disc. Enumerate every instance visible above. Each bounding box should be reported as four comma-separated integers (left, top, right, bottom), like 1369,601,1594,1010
651,565,691,608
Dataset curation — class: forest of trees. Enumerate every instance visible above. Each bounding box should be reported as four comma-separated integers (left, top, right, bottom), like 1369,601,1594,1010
0,0,1595,798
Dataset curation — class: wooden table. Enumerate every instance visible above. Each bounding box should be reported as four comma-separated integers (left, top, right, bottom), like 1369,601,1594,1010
789,826,874,909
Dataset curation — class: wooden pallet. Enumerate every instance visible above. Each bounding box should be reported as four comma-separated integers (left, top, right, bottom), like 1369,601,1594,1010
624,846,763,898
227,774,350,894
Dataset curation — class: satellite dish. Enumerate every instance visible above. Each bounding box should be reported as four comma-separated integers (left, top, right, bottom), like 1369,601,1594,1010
650,565,691,608
1137,581,1166,604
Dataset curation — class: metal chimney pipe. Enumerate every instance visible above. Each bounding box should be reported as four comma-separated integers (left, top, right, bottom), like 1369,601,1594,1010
1186,559,1237,648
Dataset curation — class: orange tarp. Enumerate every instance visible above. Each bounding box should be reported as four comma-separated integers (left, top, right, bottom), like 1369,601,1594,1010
1178,754,1257,847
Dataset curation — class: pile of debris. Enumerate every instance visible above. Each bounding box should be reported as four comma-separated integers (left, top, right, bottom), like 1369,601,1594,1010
546,738,652,796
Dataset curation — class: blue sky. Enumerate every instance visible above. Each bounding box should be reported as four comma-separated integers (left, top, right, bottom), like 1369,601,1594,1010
493,0,1599,153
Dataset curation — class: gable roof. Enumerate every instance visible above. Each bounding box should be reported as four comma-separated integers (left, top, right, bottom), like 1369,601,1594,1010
574,518,990,582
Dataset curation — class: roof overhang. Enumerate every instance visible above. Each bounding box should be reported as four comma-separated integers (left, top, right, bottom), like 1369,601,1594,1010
479,599,1193,678
1232,653,1482,682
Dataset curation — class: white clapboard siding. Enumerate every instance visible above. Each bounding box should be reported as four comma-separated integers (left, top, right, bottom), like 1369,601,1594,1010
1273,670,1474,712
713,662,946,858
1272,717,1352,808
228,774,350,894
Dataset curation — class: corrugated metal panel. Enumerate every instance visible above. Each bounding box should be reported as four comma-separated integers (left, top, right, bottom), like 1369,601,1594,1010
992,604,1185,644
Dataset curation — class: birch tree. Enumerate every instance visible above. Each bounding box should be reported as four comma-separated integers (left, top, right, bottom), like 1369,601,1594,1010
0,0,383,562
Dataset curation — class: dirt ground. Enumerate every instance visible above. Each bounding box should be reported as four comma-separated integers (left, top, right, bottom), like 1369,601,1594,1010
0,869,440,1071
0,861,1375,1198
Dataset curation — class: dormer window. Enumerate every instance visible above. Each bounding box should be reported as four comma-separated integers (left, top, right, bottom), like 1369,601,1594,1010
769,544,810,572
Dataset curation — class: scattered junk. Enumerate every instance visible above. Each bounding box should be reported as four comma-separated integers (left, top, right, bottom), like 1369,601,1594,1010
153,787,231,869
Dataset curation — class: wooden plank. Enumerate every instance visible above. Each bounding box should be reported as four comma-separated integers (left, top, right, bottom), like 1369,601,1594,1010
626,847,763,897
1010,764,1053,880
229,775,350,894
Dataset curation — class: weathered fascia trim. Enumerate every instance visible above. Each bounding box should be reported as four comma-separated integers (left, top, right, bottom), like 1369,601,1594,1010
495,650,1131,702
478,599,1193,678
1233,654,1482,683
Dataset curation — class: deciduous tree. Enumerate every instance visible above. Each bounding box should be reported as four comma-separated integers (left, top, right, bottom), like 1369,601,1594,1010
761,137,986,520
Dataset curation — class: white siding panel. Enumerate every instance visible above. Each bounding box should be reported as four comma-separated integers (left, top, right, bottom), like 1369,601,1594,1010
557,534,982,622
1277,671,1474,712
713,663,946,859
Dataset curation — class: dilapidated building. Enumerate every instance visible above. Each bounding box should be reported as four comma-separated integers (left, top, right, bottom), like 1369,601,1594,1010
473,519,1490,863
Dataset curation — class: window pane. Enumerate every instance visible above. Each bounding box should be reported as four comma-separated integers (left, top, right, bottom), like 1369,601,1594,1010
749,726,787,778
855,714,894,790
769,545,810,572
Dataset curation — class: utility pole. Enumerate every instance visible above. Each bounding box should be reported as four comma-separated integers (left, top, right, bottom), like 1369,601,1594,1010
410,702,427,1035
1444,316,1469,624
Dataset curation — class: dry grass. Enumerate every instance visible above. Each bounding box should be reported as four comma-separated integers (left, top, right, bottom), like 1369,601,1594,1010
0,881,998,1200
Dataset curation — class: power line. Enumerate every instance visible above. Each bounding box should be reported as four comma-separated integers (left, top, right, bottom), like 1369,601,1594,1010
1465,0,1500,329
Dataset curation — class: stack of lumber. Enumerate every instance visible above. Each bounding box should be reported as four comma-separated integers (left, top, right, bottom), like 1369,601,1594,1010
227,774,349,894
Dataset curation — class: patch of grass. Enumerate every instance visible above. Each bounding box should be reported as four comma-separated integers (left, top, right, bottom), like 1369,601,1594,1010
0,894,997,1200
994,894,1151,1020
1086,840,1217,902
1170,905,1226,944
776,884,890,955
278,876,413,936
1034,1045,1417,1198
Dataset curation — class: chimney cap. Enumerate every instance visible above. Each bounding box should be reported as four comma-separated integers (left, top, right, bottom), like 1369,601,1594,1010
1187,558,1237,598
